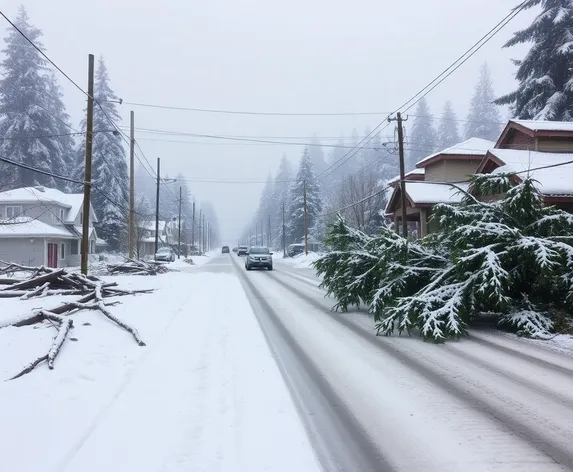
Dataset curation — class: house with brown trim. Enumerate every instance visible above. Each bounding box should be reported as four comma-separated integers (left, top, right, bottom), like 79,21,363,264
476,120,573,211
384,138,494,237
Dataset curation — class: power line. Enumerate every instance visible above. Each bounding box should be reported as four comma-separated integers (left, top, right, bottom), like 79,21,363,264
120,101,391,116
116,129,386,150
0,10,91,100
399,1,528,115
317,2,527,181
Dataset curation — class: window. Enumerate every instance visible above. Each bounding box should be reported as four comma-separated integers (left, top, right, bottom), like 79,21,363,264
6,206,22,219
59,208,65,223
71,240,79,255
60,243,65,260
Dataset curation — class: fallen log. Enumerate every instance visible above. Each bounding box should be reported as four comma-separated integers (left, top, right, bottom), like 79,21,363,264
1,269,65,292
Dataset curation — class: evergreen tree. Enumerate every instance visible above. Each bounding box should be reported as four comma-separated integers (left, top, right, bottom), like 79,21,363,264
466,63,502,140
271,154,294,248
0,7,70,189
45,72,75,188
437,101,461,149
76,56,129,251
496,1,573,120
407,98,437,169
315,174,573,342
308,135,328,175
287,148,322,243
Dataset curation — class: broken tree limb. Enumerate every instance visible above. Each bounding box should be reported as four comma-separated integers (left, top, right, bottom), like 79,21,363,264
42,311,73,370
1,269,65,292
7,355,48,381
20,282,50,300
6,311,73,379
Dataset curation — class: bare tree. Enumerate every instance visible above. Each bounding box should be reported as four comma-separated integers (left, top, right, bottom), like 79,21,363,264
336,171,387,233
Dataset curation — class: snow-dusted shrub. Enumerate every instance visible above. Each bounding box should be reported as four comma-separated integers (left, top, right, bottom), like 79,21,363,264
314,175,573,342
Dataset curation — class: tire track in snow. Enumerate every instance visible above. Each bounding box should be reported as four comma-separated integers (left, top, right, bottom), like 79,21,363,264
264,269,573,470
231,255,393,472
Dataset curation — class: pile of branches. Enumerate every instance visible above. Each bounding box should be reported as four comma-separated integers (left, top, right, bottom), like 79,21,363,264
314,175,573,342
182,258,195,265
0,263,152,380
107,258,169,275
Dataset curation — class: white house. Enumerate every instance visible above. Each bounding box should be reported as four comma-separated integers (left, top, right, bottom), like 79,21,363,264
0,186,98,268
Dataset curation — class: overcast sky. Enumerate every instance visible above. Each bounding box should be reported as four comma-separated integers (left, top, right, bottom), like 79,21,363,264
1,0,535,242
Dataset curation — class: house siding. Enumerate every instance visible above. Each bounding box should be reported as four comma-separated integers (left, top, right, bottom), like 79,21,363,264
0,238,45,266
424,161,447,181
444,159,482,181
499,129,535,150
537,136,573,153
0,202,68,225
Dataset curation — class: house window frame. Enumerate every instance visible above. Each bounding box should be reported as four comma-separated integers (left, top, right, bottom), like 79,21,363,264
6,205,22,219
59,208,65,223
60,242,66,260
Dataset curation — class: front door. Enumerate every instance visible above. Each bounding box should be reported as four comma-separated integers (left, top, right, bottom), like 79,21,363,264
47,243,58,268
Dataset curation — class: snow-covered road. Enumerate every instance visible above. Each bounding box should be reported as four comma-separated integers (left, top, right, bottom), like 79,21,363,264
232,254,573,472
3,253,573,472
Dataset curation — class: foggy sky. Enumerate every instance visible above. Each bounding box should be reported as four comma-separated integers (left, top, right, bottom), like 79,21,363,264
1,0,535,242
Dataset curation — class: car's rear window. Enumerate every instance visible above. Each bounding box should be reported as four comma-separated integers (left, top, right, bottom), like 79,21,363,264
249,247,270,254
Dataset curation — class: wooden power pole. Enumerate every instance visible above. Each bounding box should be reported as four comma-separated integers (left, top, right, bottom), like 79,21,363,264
282,200,286,257
388,112,409,239
154,158,160,254
303,179,308,256
81,54,95,275
177,186,182,259
191,201,195,251
128,110,135,259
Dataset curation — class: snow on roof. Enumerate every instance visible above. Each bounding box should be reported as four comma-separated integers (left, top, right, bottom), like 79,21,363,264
416,138,495,167
0,187,85,223
0,217,76,239
405,181,470,204
512,120,573,133
387,168,424,185
487,149,573,196
140,221,166,231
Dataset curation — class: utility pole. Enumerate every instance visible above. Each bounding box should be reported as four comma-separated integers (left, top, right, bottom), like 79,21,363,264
388,112,409,238
191,201,195,252
154,158,161,254
255,222,258,246
81,54,95,276
202,218,206,253
261,220,264,247
177,186,182,259
303,179,308,256
268,214,271,248
282,200,286,258
128,110,135,259
199,214,202,253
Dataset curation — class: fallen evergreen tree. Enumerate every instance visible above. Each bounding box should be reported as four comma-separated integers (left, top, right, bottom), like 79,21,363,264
314,175,573,342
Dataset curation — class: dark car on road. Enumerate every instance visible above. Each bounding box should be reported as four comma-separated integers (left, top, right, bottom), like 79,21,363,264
245,246,273,271
222,246,230,253
237,246,248,256
287,243,304,257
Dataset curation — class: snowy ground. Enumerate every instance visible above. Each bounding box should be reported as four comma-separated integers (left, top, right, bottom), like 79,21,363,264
0,255,319,472
277,252,322,269
3,252,573,471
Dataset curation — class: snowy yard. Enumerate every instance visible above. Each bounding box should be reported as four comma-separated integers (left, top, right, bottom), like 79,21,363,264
0,260,319,472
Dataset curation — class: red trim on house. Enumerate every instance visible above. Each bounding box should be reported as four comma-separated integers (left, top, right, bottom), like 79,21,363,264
542,195,573,204
476,152,506,174
495,121,573,149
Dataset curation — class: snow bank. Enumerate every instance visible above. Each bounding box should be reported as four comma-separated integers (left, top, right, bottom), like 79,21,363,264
280,252,323,269
0,268,319,472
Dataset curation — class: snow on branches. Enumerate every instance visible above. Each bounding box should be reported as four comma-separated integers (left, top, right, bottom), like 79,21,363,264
314,175,573,342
